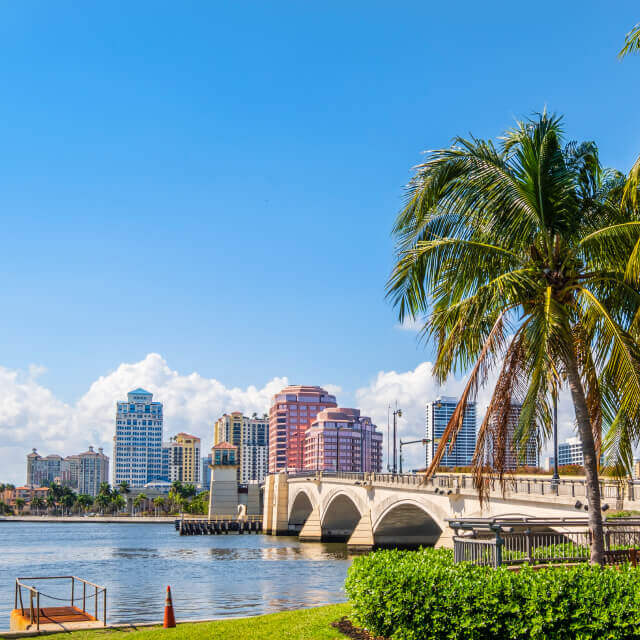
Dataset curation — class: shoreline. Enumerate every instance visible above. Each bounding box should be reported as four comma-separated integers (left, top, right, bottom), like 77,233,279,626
0,516,179,524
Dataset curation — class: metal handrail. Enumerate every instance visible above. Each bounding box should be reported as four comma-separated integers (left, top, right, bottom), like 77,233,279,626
15,576,106,630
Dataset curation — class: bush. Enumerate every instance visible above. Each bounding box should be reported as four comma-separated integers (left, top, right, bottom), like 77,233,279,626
345,548,640,639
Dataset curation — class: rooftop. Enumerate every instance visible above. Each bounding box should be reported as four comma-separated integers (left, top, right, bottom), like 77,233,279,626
213,441,237,450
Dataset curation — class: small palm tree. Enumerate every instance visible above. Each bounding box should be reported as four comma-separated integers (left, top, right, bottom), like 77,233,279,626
30,496,45,515
153,496,165,516
111,494,126,514
95,493,110,515
46,493,57,515
61,493,76,516
387,112,640,564
133,493,148,515
15,498,25,514
77,494,93,513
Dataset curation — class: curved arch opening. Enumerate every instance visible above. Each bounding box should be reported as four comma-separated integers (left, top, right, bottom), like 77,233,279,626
322,494,361,541
374,502,443,549
289,491,314,532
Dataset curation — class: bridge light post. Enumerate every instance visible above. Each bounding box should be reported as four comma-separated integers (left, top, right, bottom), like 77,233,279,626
392,408,402,474
399,438,431,474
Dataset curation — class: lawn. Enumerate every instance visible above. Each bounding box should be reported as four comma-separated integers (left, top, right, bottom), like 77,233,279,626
41,604,354,640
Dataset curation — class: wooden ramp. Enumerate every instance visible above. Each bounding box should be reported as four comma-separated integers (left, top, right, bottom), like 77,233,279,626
10,606,103,632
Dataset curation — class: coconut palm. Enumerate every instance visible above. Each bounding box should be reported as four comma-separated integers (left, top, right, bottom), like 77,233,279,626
111,493,126,514
61,493,76,516
46,493,57,515
95,493,110,515
152,496,166,516
620,23,640,209
30,496,45,515
15,498,25,513
76,494,93,513
387,112,640,564
133,493,148,515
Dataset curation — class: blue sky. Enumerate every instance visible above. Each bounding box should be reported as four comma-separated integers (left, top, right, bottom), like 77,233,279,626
0,2,639,480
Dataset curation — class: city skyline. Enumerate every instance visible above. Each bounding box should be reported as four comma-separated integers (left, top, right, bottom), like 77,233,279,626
3,361,582,486
0,3,637,487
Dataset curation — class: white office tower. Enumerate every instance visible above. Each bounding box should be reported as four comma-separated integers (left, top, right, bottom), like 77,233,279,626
113,388,164,487
425,396,477,468
558,437,585,466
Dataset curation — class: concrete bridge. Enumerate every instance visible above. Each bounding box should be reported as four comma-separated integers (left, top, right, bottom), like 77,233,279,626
262,471,640,551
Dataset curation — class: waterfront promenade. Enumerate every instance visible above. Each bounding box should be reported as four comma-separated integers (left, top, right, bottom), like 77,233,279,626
0,516,176,524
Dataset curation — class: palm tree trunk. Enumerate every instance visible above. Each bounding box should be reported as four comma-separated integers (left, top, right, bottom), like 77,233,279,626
565,346,605,565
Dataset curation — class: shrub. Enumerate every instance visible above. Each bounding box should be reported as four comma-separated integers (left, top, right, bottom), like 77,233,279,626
345,548,640,639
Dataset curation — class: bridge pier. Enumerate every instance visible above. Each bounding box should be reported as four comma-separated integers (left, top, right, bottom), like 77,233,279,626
299,506,322,542
263,472,291,535
346,510,374,552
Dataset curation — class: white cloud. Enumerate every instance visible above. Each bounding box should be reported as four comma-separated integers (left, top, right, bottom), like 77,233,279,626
0,353,580,485
394,317,425,332
0,354,287,485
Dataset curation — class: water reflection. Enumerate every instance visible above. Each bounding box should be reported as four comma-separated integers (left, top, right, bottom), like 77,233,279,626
0,523,353,625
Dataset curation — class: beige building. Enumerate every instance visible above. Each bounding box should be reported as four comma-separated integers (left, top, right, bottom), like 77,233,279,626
170,433,201,484
213,413,268,483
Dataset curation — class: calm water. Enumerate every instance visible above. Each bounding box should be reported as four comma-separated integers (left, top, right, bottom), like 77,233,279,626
0,522,353,626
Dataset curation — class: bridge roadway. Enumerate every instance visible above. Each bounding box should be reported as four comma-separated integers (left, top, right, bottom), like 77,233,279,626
262,471,640,550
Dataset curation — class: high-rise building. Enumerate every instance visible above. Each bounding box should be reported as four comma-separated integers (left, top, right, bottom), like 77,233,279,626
113,388,164,487
304,408,383,472
77,446,110,496
268,386,337,472
488,403,539,469
26,450,63,486
425,396,477,468
557,437,596,467
169,433,201,484
201,454,212,490
214,412,268,483
26,447,109,495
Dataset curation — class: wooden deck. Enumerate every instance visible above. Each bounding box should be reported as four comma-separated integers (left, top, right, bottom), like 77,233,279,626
10,606,101,631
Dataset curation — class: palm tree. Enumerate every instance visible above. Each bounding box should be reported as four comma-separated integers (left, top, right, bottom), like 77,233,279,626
46,493,57,515
76,494,93,513
30,496,45,515
620,23,640,210
111,493,126,514
95,493,110,515
15,498,25,514
98,482,111,497
133,493,148,515
153,496,166,516
61,493,76,516
387,112,640,565
620,23,640,59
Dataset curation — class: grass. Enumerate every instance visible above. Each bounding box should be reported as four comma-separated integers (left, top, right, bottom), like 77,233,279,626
39,604,353,640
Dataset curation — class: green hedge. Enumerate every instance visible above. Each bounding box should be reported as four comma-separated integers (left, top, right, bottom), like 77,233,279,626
345,548,640,640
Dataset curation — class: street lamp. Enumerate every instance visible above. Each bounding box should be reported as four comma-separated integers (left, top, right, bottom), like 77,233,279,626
551,377,560,488
392,408,402,474
399,438,431,474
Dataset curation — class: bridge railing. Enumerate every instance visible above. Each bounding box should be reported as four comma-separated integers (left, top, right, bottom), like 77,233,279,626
286,471,640,502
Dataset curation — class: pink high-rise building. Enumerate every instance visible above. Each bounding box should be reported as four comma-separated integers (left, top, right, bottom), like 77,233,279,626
304,408,383,472
268,385,337,472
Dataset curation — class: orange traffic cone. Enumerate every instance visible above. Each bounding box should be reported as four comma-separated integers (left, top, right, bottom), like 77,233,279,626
163,586,176,628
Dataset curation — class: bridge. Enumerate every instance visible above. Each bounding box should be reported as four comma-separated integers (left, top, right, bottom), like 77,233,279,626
262,471,640,550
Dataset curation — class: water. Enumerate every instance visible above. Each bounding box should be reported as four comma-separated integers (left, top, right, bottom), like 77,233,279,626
0,522,353,626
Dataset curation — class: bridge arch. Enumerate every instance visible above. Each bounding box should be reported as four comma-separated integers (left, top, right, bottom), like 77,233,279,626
321,491,363,541
373,498,444,548
288,487,318,531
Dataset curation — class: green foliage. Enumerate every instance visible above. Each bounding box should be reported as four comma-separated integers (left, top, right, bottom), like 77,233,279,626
346,548,640,640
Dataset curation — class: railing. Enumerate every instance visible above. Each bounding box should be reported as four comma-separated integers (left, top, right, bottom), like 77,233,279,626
452,519,640,567
15,576,106,630
286,471,640,502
